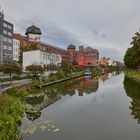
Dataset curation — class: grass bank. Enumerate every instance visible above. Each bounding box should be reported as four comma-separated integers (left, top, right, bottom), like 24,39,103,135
124,69,140,82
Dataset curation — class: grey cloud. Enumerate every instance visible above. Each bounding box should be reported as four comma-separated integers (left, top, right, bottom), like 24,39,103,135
99,47,123,61
1,0,140,61
102,34,107,39
93,30,98,36
41,24,82,48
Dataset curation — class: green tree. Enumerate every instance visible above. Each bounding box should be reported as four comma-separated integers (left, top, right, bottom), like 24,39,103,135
0,61,21,83
124,31,140,69
60,62,75,75
18,43,38,64
26,64,45,78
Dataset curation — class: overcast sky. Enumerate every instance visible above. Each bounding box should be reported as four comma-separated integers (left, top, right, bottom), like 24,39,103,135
1,0,140,61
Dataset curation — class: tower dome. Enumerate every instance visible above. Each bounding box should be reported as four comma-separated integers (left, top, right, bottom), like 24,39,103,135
85,47,98,53
67,44,76,49
25,25,42,35
25,25,42,42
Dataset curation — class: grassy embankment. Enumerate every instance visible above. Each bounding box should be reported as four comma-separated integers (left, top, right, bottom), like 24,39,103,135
125,68,140,82
0,88,26,140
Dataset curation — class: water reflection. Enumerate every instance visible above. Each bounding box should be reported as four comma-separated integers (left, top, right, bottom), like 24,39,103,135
25,76,99,121
25,93,60,121
77,77,99,96
21,71,131,139
25,72,122,121
124,76,140,124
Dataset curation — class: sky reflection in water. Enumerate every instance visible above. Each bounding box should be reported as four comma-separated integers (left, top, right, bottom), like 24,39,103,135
21,71,140,140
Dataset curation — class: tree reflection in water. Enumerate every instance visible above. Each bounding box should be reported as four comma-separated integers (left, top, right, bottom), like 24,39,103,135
22,72,123,136
124,76,140,124
24,72,123,122
24,76,100,121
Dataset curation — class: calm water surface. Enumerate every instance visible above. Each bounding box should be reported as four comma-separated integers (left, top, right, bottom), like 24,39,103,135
21,72,140,140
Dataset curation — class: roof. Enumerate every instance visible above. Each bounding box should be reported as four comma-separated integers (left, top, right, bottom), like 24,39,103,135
40,42,67,52
25,25,42,35
85,47,98,53
67,44,76,49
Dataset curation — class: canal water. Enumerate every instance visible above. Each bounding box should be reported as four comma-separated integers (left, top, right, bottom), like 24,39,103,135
21,72,140,140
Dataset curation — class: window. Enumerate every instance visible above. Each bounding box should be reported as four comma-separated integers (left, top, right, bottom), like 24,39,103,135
8,46,12,50
3,37,7,42
3,30,7,35
8,25,12,30
3,23,8,28
8,38,12,43
3,45,12,50
8,32,12,36
3,45,7,50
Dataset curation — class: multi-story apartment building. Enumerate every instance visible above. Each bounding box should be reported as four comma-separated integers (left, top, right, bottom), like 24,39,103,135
0,9,13,63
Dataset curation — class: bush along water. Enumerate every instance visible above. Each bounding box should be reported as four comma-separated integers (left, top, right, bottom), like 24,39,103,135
0,94,24,140
0,86,40,140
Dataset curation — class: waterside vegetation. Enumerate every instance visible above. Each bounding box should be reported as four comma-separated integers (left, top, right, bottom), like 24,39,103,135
124,30,140,81
124,69,140,82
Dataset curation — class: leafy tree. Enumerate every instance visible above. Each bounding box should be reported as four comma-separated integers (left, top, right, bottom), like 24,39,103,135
18,43,38,64
24,43,38,51
124,31,140,69
60,62,75,75
0,61,21,83
26,64,45,78
46,63,58,71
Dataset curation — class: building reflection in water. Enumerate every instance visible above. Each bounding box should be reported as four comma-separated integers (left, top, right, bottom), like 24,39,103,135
24,76,100,121
99,71,122,81
99,73,109,81
24,72,121,121
124,76,140,124
77,77,99,96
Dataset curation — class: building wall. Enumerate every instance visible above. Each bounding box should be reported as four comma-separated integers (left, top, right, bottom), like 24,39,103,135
27,33,41,42
77,55,84,66
68,48,76,63
23,50,40,71
0,11,13,63
13,39,20,61
23,50,62,71
77,48,99,67
14,33,68,63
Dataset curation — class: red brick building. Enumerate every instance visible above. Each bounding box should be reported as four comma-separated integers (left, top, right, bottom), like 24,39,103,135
67,44,99,67
14,25,99,66
14,25,69,62
78,77,99,96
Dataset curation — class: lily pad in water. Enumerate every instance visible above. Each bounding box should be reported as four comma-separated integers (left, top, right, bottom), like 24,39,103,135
40,124,47,131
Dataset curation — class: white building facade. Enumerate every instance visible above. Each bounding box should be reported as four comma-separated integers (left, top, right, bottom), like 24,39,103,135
13,39,20,61
108,58,113,66
23,50,62,71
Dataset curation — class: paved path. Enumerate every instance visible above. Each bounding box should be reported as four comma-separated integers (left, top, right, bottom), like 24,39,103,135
0,79,32,95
